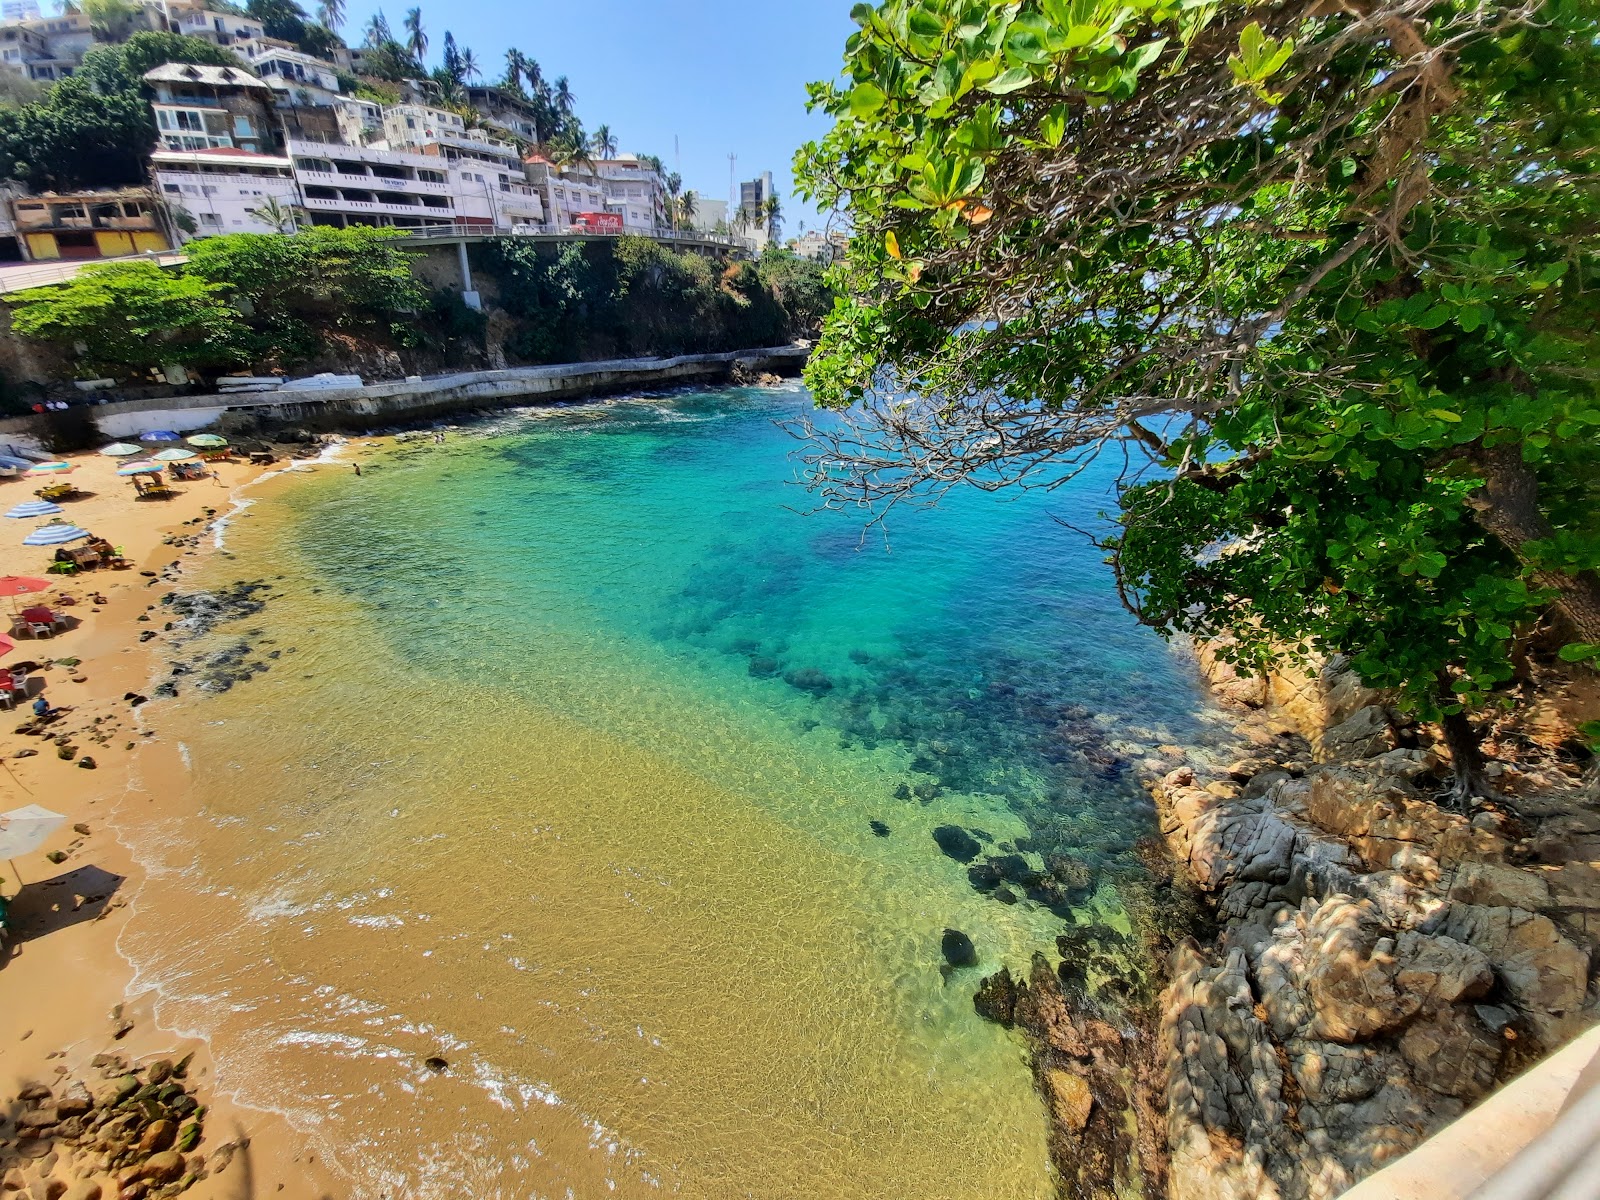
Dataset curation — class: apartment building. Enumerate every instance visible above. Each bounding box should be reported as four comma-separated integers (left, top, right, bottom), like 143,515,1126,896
143,0,268,50
463,85,541,144
145,63,278,154
592,156,665,233
789,228,848,264
246,45,341,107
151,146,298,235
689,196,729,235
523,155,608,230
0,10,97,81
12,188,170,259
289,138,456,229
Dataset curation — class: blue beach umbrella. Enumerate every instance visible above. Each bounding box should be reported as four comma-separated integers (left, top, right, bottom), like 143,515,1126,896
140,430,181,442
22,522,90,546
5,500,63,519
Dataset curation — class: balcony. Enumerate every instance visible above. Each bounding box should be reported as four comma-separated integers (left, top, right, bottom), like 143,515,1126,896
295,168,450,195
302,194,454,219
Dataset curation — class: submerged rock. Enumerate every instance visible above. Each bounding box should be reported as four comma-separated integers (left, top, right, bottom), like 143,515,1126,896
973,967,1018,1026
868,820,890,837
941,928,978,969
932,825,981,863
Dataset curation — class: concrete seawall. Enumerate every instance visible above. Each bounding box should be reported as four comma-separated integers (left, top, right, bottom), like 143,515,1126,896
0,346,809,449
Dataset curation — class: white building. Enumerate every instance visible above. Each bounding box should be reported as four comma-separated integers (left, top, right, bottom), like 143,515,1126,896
145,1,268,50
151,146,298,236
289,138,456,230
1,1,41,23
246,46,341,107
592,156,665,233
523,155,608,230
689,196,728,234
0,10,95,81
789,228,848,264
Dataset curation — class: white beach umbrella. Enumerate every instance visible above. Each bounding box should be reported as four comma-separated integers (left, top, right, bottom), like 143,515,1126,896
0,804,65,886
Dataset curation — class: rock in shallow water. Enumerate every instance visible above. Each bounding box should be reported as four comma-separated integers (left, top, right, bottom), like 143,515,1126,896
932,825,981,863
941,928,978,968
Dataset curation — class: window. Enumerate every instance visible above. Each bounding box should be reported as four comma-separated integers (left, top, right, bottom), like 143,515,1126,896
200,212,222,226
233,116,253,137
201,186,217,196
163,183,180,194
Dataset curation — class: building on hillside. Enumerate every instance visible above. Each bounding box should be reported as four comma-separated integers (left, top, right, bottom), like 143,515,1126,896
592,156,665,233
246,45,341,107
689,196,728,234
144,63,280,155
523,155,607,230
145,0,267,50
0,10,97,81
1,1,41,24
288,138,455,230
463,85,540,144
151,146,298,237
789,228,848,264
738,170,776,247
332,95,384,147
11,188,170,259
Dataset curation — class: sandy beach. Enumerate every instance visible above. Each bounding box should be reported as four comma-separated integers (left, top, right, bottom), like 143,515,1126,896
0,445,350,1200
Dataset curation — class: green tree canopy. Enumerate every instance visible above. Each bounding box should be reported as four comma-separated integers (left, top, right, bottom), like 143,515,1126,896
0,32,235,189
797,0,1600,790
9,261,248,372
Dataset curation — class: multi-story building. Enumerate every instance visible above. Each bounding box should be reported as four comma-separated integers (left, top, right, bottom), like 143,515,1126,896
332,95,384,147
288,138,456,230
0,10,96,81
592,156,665,233
789,228,848,264
145,0,267,50
2,1,41,24
246,45,341,107
738,170,775,247
151,146,298,236
145,63,279,154
523,154,608,230
11,188,170,259
463,85,540,144
689,196,729,234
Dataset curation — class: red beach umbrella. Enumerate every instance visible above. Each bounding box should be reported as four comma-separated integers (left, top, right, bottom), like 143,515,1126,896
0,633,14,658
0,576,49,598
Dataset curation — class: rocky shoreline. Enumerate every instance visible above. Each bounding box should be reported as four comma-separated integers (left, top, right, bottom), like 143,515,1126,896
974,646,1598,1199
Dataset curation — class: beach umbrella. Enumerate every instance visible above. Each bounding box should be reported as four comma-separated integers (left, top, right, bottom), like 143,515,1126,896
99,442,143,457
0,805,66,888
139,430,181,442
152,448,196,462
185,434,228,448
26,462,73,475
21,522,89,546
0,455,33,471
117,461,162,476
0,633,13,658
0,575,49,616
5,501,62,519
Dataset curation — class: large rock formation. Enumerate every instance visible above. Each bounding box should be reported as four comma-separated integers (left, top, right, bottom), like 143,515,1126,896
1156,656,1600,1200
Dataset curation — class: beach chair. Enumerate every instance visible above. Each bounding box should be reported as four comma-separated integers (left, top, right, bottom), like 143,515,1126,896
9,668,28,698
46,561,77,576
0,674,13,709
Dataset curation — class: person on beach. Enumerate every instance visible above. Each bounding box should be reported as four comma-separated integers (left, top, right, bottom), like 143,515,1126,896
31,696,54,719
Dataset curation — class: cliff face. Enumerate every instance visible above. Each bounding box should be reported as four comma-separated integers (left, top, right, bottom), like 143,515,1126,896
1158,652,1599,1200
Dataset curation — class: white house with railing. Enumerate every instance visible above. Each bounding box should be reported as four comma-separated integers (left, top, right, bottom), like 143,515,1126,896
151,146,298,236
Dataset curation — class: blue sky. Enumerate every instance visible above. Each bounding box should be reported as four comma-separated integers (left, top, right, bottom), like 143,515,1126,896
337,0,856,229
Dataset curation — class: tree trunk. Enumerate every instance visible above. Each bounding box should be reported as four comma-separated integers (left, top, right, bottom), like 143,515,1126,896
1463,444,1600,645
1435,679,1493,808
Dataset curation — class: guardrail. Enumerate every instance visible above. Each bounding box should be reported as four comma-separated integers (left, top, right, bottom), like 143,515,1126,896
395,225,756,251
0,251,189,294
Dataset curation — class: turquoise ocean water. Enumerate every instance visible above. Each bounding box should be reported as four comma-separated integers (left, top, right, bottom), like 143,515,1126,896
118,385,1222,1199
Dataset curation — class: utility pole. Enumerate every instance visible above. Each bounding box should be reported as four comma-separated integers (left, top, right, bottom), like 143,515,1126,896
728,152,736,216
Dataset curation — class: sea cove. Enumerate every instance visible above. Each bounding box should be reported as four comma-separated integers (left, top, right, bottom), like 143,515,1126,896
116,385,1221,1197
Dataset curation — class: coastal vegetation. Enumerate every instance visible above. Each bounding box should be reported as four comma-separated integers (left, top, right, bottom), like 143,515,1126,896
0,31,236,190
798,0,1600,794
5,230,829,377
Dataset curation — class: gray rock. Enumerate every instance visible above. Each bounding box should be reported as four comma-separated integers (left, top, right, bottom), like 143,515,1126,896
1319,705,1395,762
1399,1007,1503,1100
1449,862,1551,912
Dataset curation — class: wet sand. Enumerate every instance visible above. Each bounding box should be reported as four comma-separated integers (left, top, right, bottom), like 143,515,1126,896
0,446,350,1199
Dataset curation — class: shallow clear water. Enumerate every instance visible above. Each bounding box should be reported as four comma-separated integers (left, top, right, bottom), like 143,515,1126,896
119,386,1220,1199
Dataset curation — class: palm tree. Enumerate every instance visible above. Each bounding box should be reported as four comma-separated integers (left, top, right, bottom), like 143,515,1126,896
501,47,524,92
763,195,782,241
552,75,575,117
679,189,698,230
247,195,303,234
664,171,682,230
316,0,344,31
441,30,461,83
459,47,480,84
402,7,427,65
364,9,391,46
590,124,617,160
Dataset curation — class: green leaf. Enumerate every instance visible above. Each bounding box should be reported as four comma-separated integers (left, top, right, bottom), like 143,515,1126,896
984,66,1034,94
1558,642,1600,663
848,82,887,118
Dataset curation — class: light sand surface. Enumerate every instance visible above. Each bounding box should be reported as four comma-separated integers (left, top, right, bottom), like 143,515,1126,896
0,446,354,1199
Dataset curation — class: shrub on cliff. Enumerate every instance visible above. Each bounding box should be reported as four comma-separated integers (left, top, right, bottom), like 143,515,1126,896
796,0,1600,793
183,226,429,363
480,236,829,364
8,260,249,373
0,32,238,190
